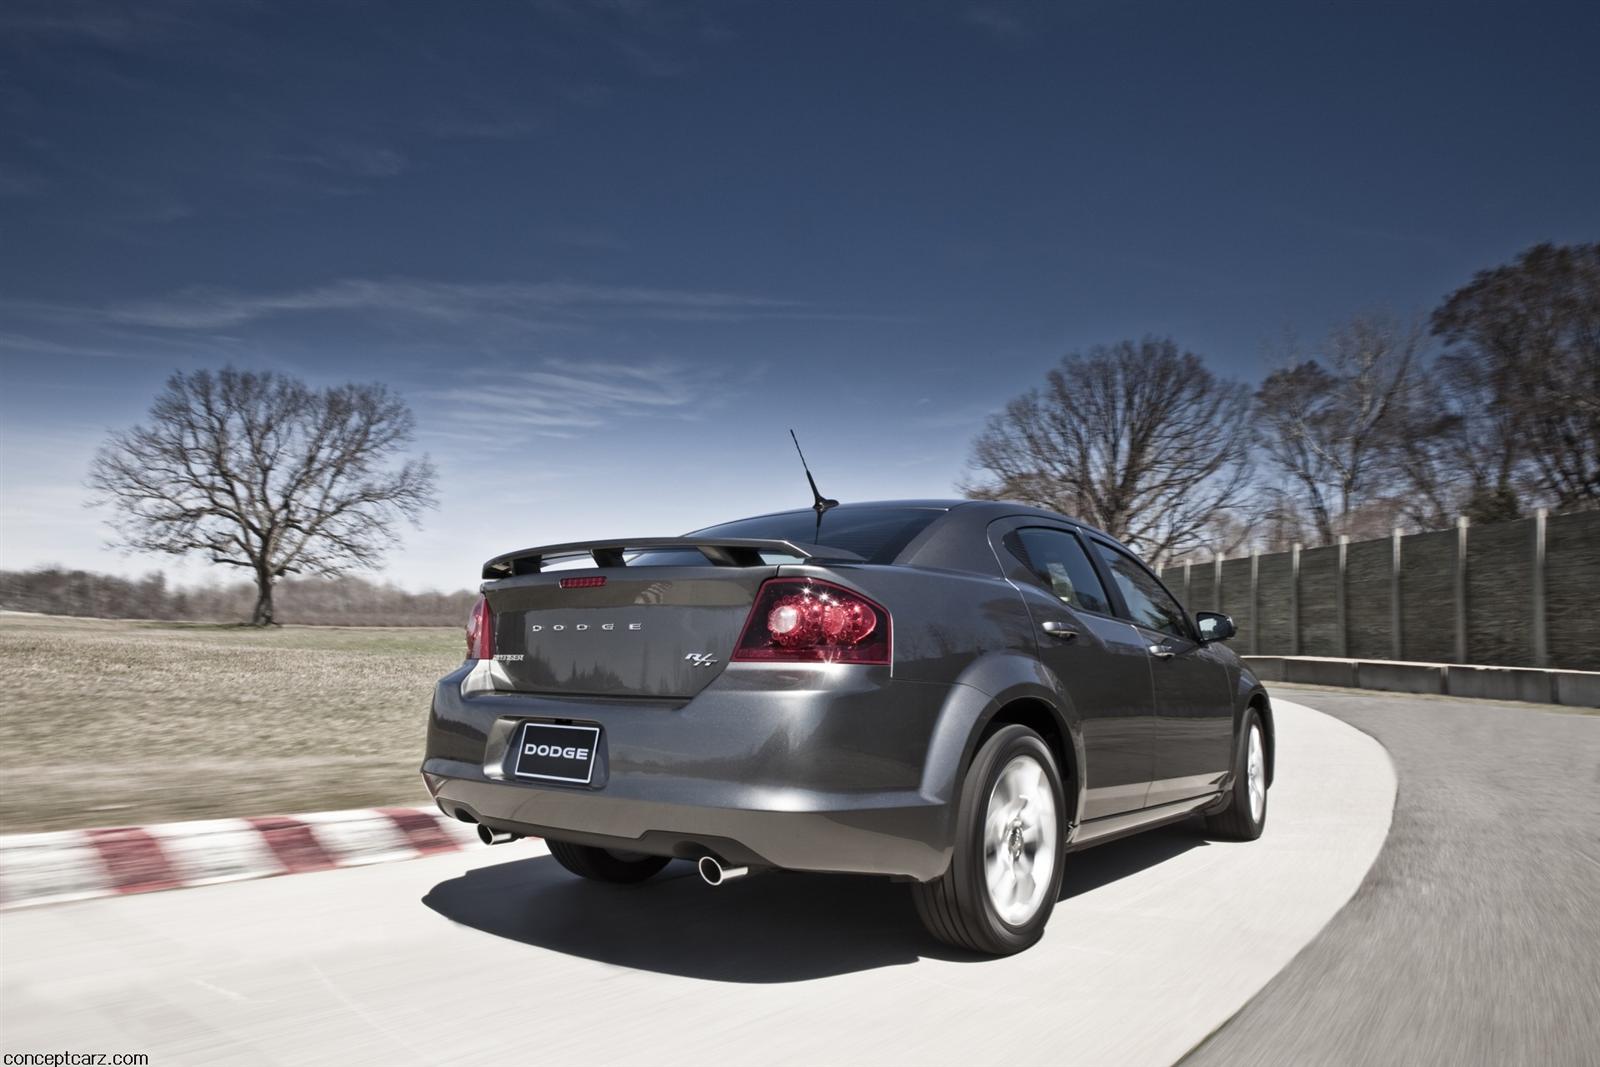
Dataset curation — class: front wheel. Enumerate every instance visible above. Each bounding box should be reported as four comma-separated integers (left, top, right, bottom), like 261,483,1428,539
1204,708,1268,840
547,840,672,883
912,724,1066,955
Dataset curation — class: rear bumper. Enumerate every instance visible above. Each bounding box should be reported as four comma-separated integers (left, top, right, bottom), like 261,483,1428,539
422,661,963,881
428,769,949,879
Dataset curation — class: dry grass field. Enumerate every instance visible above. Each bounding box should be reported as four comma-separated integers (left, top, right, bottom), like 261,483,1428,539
0,614,463,833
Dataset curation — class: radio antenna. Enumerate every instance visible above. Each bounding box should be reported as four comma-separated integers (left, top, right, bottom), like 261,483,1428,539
789,430,838,539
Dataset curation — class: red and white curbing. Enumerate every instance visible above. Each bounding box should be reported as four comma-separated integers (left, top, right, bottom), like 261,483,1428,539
0,806,532,910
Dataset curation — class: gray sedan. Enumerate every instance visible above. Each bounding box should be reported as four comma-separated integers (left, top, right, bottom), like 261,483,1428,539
422,500,1272,955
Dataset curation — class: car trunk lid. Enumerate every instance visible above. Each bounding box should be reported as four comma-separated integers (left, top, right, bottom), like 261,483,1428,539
478,537,867,699
484,566,777,698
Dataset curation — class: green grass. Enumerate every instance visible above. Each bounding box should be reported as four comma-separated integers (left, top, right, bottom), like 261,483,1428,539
0,614,465,833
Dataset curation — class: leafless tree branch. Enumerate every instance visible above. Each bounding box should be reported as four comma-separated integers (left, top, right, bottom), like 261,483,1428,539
961,338,1255,566
88,368,438,625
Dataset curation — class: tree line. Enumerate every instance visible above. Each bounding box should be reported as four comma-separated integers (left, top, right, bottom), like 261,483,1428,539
0,568,476,627
965,241,1600,564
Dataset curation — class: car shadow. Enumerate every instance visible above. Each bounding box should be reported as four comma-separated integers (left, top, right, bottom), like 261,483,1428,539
421,821,1207,983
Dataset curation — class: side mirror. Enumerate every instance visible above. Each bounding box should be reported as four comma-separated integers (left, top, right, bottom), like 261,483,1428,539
1195,611,1236,643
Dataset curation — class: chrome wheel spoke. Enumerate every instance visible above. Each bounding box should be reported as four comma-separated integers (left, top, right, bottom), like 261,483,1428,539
984,842,1006,881
1013,865,1037,906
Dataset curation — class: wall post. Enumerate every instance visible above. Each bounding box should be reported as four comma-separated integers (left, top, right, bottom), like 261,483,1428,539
1390,527,1403,660
1290,542,1301,656
1213,554,1224,613
1532,508,1548,667
1336,534,1349,658
1454,515,1470,663
1183,560,1192,608
1250,550,1260,655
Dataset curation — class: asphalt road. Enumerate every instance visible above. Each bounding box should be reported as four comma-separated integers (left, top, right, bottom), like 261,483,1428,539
1187,686,1600,1067
0,699,1392,1066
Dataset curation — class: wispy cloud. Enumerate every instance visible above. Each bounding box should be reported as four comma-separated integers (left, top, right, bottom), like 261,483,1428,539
965,5,1027,40
0,165,45,197
102,278,805,331
425,113,544,141
427,359,715,437
0,331,163,362
0,0,249,48
529,0,733,78
297,144,409,180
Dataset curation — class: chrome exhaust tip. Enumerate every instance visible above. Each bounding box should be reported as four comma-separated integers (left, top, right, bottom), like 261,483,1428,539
697,855,749,886
477,825,522,846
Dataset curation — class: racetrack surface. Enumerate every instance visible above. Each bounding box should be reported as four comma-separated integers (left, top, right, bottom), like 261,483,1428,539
1186,687,1600,1067
0,700,1391,1067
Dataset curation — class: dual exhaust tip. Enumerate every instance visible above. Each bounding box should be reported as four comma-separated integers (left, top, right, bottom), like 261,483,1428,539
477,824,748,887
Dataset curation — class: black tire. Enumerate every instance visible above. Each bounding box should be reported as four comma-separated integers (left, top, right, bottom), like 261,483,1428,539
1204,707,1268,841
912,724,1067,955
546,840,672,883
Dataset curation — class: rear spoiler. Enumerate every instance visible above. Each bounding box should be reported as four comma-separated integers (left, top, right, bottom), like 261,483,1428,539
482,537,865,579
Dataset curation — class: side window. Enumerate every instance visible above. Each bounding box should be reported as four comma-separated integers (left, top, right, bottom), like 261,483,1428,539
1091,540,1190,639
1008,528,1112,615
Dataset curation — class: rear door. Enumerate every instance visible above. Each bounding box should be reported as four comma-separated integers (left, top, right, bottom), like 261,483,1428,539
485,564,777,698
1087,538,1234,807
991,520,1156,820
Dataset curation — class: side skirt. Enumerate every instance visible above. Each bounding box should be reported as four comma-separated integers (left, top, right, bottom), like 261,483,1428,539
1066,792,1222,852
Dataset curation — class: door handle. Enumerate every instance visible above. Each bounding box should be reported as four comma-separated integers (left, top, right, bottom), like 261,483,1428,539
1148,643,1175,659
1041,621,1079,640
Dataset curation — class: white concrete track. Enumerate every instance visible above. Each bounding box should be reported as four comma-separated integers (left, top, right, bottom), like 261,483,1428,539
0,700,1394,1067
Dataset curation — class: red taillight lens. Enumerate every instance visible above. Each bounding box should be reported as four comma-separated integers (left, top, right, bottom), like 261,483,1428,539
559,575,607,589
466,595,494,660
732,578,890,664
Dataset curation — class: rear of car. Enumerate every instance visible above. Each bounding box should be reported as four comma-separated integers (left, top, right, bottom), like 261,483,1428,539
420,503,982,881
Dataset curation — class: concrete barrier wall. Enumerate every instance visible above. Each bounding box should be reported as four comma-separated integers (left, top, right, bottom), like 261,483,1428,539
1466,518,1537,666
1167,509,1600,671
1546,511,1600,671
1221,556,1253,652
1345,537,1392,660
1243,655,1600,709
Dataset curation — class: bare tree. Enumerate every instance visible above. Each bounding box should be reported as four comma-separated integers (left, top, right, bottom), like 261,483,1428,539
89,368,438,625
1254,313,1421,545
1391,349,1525,528
1431,241,1600,511
963,338,1254,565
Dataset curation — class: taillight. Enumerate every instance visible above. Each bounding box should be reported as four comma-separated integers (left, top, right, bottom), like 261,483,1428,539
732,578,890,664
466,595,494,660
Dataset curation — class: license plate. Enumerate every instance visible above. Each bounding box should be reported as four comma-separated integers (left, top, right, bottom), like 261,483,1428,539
512,722,601,784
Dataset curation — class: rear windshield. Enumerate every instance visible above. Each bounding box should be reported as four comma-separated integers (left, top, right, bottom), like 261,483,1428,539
692,506,945,563
618,506,946,567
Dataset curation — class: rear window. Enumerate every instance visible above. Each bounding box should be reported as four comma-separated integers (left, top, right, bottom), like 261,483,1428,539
621,506,946,567
694,506,944,563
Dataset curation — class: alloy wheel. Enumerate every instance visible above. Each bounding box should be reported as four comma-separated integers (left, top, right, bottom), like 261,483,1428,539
982,753,1059,925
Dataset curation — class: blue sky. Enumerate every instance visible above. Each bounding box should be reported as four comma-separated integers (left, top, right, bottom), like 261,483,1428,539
2,0,1597,591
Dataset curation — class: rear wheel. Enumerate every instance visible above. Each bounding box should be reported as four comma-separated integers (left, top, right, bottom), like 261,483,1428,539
1203,708,1268,840
912,725,1066,955
546,840,672,883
